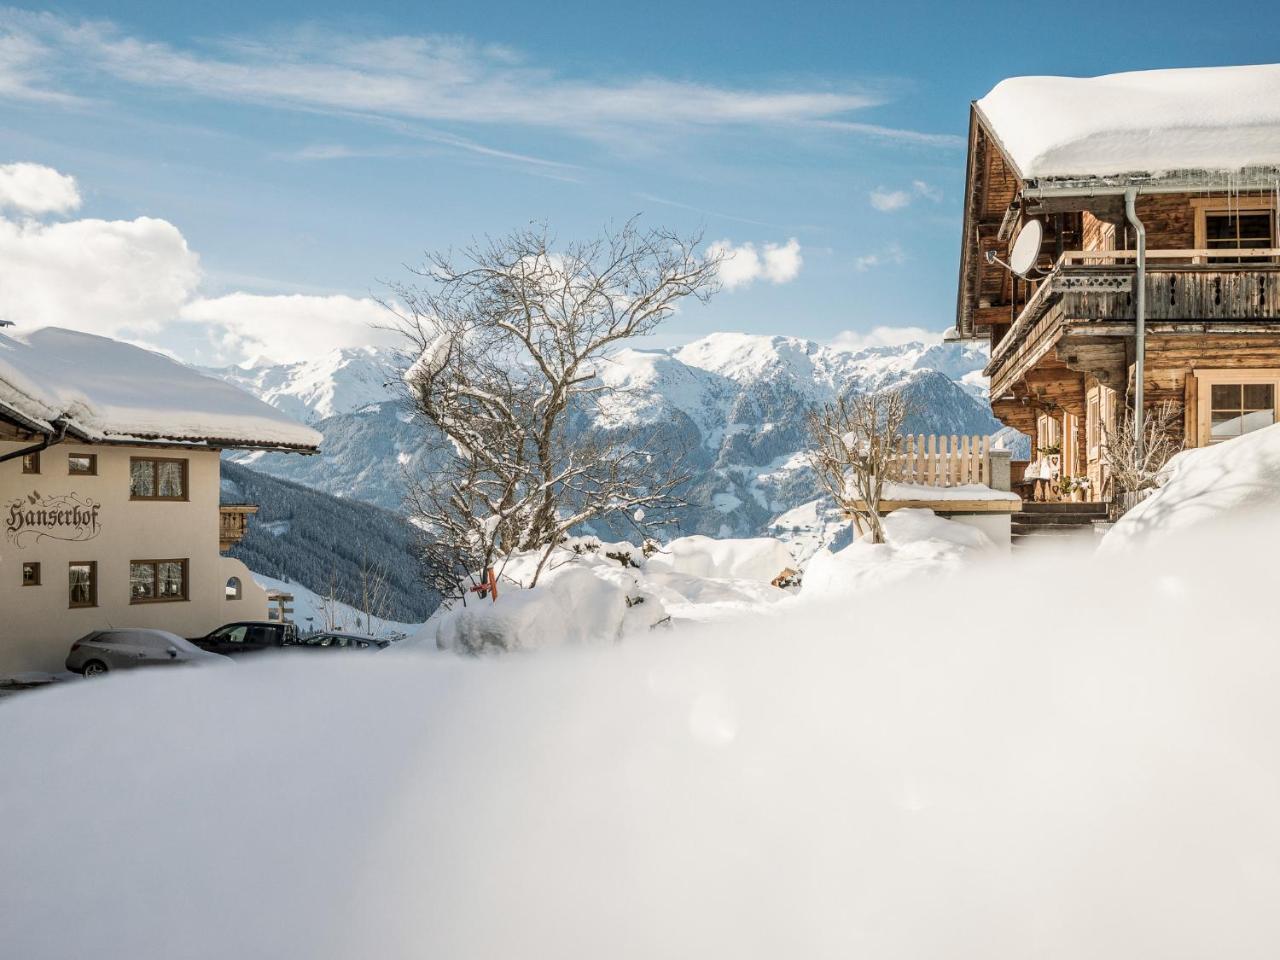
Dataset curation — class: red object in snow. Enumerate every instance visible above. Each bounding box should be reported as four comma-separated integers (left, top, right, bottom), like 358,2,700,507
470,567,499,602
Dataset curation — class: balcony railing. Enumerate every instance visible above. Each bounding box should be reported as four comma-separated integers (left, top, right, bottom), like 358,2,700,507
989,248,1280,375
219,503,259,552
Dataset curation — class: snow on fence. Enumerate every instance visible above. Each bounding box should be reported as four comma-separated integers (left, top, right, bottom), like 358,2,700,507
888,434,991,487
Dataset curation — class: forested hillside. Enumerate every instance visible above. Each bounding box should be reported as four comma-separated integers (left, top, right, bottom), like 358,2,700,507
220,460,438,624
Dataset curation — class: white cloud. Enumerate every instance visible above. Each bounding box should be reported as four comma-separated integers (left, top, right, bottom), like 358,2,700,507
708,238,803,291
0,162,81,214
179,293,396,364
912,179,943,203
0,161,396,364
830,325,944,351
4,14,887,141
869,180,942,213
869,188,911,212
853,242,906,272
0,213,200,332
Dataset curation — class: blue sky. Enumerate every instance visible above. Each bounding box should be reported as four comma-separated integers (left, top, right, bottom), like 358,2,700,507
1,1,1277,364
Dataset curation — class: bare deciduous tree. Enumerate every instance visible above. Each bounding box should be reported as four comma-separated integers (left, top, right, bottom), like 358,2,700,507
391,220,720,599
356,548,394,636
1100,400,1183,516
806,390,910,544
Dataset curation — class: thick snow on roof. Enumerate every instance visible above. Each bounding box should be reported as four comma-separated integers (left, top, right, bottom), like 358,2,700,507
0,328,321,449
977,63,1280,180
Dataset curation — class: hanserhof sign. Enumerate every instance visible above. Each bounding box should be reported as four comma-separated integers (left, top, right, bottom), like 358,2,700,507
5,491,102,547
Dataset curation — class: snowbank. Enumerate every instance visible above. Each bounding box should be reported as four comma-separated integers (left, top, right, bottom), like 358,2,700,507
1102,424,1280,552
647,534,795,582
413,536,798,652
802,508,994,597
0,327,321,448
977,63,1280,180
6,518,1280,958
427,563,663,653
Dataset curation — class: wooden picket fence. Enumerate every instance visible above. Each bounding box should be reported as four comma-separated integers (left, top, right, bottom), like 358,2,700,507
887,434,992,487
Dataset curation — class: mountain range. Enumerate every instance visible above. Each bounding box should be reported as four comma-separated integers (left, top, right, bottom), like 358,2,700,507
203,333,1026,539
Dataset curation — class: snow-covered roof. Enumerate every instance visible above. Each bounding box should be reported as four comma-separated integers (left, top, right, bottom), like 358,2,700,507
0,328,321,450
976,63,1280,182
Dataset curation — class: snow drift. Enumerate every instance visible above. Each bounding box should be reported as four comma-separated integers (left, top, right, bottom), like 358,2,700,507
4,518,1280,958
416,536,796,652
802,507,996,597
1102,423,1280,552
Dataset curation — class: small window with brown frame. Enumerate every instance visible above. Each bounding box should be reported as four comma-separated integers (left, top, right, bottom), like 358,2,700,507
22,561,40,587
1203,210,1276,264
68,561,97,608
21,450,40,474
68,453,97,476
130,559,189,603
129,457,189,501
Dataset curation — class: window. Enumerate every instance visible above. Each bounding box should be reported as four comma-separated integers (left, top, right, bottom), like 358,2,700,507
211,625,249,644
21,562,40,586
21,451,39,474
225,576,242,600
1209,383,1275,442
130,457,188,500
68,562,97,608
1204,211,1275,263
67,453,97,476
129,559,189,603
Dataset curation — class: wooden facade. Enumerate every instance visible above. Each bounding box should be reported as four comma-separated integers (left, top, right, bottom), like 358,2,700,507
957,102,1280,503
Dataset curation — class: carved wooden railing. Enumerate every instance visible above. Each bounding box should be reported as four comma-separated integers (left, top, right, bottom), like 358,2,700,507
219,503,259,552
989,248,1280,377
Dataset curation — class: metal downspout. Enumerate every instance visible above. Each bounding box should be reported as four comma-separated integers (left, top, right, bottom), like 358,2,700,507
1124,188,1147,461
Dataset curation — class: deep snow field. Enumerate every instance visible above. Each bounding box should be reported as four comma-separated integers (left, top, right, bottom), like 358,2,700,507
3,504,1280,959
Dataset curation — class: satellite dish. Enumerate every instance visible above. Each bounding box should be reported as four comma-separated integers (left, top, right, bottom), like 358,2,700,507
1008,219,1044,277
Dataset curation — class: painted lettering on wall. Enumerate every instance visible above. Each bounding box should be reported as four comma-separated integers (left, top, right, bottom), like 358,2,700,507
5,492,102,547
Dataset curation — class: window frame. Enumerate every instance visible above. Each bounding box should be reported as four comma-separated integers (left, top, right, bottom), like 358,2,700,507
67,452,98,476
1192,368,1280,447
68,561,98,609
21,450,40,474
128,558,190,604
129,456,190,502
1191,197,1278,263
21,561,40,587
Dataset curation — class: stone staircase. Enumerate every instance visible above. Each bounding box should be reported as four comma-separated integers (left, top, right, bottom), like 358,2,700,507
1011,502,1108,549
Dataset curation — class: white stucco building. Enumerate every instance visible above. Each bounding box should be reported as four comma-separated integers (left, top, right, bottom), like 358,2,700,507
0,327,321,674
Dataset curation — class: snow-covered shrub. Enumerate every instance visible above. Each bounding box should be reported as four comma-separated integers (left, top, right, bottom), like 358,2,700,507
646,535,794,582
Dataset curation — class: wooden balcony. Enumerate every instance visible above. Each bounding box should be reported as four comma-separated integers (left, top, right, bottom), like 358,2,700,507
219,503,259,552
988,249,1280,398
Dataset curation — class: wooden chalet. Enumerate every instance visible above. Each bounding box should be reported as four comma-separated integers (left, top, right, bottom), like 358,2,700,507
956,64,1280,503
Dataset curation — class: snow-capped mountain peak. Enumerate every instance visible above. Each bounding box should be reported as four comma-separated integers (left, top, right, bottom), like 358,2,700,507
200,345,398,424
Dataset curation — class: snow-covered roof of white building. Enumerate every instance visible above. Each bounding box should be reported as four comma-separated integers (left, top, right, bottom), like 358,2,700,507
0,327,321,450
976,63,1280,182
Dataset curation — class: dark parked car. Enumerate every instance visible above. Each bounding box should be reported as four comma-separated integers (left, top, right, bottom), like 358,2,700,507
295,632,390,651
189,621,298,656
67,629,229,676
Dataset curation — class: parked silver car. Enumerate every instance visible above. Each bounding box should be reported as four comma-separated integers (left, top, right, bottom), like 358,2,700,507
66,629,229,677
